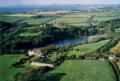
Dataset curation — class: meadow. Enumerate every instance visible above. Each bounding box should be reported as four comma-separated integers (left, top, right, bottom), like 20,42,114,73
0,13,56,25
19,25,43,37
0,16,31,23
49,40,110,61
1,9,120,26
45,60,116,81
0,54,25,81
21,17,55,25
19,32,42,37
4,13,35,17
67,40,110,56
48,10,120,26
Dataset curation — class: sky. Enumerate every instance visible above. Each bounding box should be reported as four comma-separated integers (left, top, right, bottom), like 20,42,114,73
0,0,120,7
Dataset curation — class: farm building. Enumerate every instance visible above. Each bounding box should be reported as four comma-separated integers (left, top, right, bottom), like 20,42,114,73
28,49,43,57
31,62,54,68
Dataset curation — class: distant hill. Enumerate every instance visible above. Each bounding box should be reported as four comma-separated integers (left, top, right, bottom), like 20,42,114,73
0,4,120,13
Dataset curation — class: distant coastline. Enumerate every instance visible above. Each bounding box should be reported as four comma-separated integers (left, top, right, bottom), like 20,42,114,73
0,4,120,13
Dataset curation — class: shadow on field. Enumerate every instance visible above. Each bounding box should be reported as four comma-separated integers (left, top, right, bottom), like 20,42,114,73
44,73,66,81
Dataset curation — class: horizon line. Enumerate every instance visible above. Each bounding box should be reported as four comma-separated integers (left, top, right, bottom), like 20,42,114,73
0,3,120,7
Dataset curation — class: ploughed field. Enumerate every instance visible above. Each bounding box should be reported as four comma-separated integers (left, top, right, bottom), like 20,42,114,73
45,60,116,81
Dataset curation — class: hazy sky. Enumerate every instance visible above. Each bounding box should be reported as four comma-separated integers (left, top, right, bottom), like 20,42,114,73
0,0,120,7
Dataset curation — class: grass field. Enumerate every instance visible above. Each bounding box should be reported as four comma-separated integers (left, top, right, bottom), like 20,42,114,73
48,13,90,26
50,40,109,61
1,10,120,26
48,10,120,26
92,16,119,22
19,31,42,37
0,13,55,25
4,13,34,17
0,54,25,81
19,26,43,37
45,60,116,81
49,17,88,23
22,17,55,25
0,16,31,23
67,40,110,56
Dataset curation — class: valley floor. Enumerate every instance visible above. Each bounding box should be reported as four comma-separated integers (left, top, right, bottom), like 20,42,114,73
44,60,116,81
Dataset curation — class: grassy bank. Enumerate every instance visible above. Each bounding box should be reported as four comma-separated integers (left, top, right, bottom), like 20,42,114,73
45,60,116,81
0,54,25,81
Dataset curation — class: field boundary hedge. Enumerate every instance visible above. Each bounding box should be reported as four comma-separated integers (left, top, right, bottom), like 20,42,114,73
45,16,60,24
108,61,120,81
47,16,62,24
98,37,120,54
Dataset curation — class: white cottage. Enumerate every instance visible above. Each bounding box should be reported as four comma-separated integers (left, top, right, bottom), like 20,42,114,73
108,54,116,61
28,49,43,57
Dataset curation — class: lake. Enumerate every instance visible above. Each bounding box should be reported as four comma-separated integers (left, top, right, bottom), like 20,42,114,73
54,36,88,47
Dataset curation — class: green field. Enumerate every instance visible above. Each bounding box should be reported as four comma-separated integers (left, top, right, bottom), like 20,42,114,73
1,10,120,26
67,40,109,56
0,54,25,81
48,10,120,26
0,16,31,23
92,16,119,22
48,13,90,26
49,17,88,23
50,40,109,61
45,60,116,81
19,31,42,37
19,26,43,37
0,13,55,25
4,13,35,17
22,17,55,25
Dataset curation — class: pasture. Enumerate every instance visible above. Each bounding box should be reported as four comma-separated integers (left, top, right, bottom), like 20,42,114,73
32,10,71,15
0,54,25,81
0,13,56,25
19,31,42,37
48,10,120,26
49,40,109,61
67,40,109,56
45,60,116,81
19,26,43,37
1,10,120,26
21,17,55,25
4,13,35,17
0,16,31,23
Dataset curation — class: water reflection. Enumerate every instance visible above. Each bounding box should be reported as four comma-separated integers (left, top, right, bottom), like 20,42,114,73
54,37,88,47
